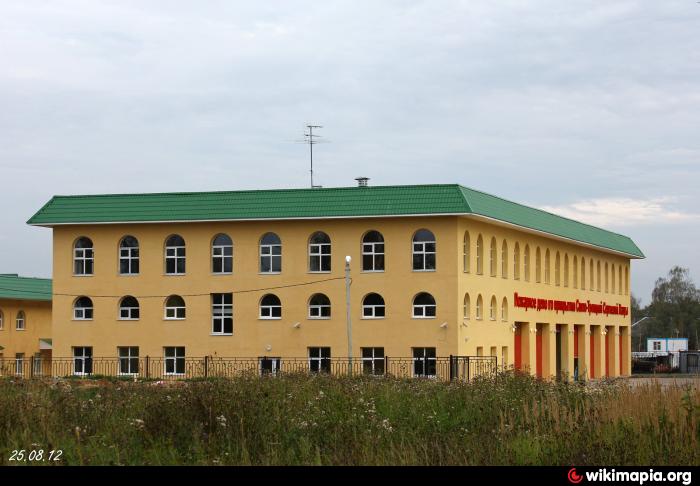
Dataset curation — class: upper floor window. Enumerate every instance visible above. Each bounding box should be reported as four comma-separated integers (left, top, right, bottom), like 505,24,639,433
212,233,233,274
463,231,470,273
463,293,470,319
590,259,595,290
412,229,435,271
15,310,26,330
309,232,331,272
572,256,577,289
513,243,520,280
73,297,93,320
362,293,385,319
501,297,508,322
0,309,4,330
625,267,629,295
476,234,484,275
260,294,282,319
309,293,331,319
524,245,530,282
260,233,281,273
597,261,602,292
605,263,609,293
362,231,385,272
412,292,436,318
501,240,508,279
535,247,542,283
165,295,186,320
489,237,497,277
475,295,483,320
119,236,139,275
165,235,186,275
581,257,586,290
544,249,551,284
119,296,140,320
212,293,233,335
564,254,569,287
489,296,497,320
555,252,561,286
611,264,616,294
74,237,94,275
619,266,623,295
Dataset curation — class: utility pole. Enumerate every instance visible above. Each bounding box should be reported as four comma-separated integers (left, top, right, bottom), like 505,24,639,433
345,255,353,375
304,124,323,188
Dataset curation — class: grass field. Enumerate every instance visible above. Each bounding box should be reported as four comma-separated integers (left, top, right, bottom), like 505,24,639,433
1,373,698,466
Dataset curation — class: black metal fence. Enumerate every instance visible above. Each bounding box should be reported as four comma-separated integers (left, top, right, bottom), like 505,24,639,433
0,355,498,382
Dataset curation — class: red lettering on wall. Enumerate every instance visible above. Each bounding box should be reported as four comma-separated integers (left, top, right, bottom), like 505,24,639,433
513,292,628,318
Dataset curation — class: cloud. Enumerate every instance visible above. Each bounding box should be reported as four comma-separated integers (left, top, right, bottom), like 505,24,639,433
540,197,700,228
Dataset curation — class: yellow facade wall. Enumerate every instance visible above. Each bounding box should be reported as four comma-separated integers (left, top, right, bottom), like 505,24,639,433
0,298,52,363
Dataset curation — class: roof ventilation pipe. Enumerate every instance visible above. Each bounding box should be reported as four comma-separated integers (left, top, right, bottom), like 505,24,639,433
355,177,369,187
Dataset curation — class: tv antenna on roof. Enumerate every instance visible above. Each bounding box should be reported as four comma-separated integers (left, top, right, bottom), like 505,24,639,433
297,124,327,188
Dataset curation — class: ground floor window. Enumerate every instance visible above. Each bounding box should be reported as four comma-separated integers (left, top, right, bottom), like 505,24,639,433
412,347,436,377
259,357,281,375
33,353,42,376
73,347,93,375
361,347,385,375
15,353,24,376
309,347,331,373
164,346,185,375
118,346,139,375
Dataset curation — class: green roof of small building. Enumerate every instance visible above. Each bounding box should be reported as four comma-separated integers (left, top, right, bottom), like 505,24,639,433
0,275,52,301
27,184,644,258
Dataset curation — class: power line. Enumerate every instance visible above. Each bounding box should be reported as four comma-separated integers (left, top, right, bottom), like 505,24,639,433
0,276,348,300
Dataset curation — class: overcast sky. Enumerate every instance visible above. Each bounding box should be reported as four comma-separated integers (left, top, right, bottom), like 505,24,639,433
1,1,699,304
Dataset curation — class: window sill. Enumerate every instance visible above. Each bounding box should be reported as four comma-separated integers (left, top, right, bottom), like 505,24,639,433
308,317,331,320
119,274,139,277
259,272,281,275
164,318,186,321
210,333,233,336
361,270,385,274
72,319,92,322
308,271,331,274
259,317,281,320
361,317,385,320
412,316,436,320
118,319,140,322
212,272,233,276
72,274,94,277
15,328,26,331
164,273,186,277
412,269,436,273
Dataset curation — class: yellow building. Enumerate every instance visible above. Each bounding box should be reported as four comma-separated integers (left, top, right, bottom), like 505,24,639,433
27,183,643,380
0,274,53,376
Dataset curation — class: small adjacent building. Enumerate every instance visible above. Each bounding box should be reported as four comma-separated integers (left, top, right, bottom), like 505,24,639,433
0,274,52,376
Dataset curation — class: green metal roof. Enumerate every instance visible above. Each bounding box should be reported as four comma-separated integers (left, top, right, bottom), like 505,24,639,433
26,184,644,258
0,275,52,302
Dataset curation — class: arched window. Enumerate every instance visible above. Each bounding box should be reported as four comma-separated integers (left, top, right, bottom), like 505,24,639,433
260,233,282,273
119,236,139,275
164,295,186,320
15,310,25,330
463,231,470,273
501,297,508,322
412,292,436,318
489,296,497,320
212,233,233,274
309,232,331,272
260,294,282,319
476,295,483,320
501,240,508,279
74,237,94,275
581,257,586,290
544,249,551,284
573,256,578,289
564,254,569,288
165,235,186,275
555,252,561,286
618,266,623,295
625,267,629,295
535,247,542,283
513,243,520,280
524,245,530,282
119,296,140,320
489,237,497,277
463,293,470,319
412,229,436,271
597,261,601,291
476,235,484,275
73,297,93,320
308,293,331,319
362,293,385,319
362,231,384,272
611,264,616,294
0,309,3,330
605,262,609,293
590,259,595,290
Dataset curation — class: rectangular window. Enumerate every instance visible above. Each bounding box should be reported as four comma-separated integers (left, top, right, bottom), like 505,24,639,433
164,346,185,375
73,347,93,375
361,347,385,375
412,241,436,271
119,248,139,275
362,242,385,272
412,347,436,377
259,357,281,375
260,244,281,273
212,293,233,335
33,353,42,376
309,242,331,272
309,347,331,373
652,341,661,351
74,248,94,275
118,346,139,375
165,246,186,274
212,244,233,274
15,353,24,376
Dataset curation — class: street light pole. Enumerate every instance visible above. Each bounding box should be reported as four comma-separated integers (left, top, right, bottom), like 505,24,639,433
345,255,353,375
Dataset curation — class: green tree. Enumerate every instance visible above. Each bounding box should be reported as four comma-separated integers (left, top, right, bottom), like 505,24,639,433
646,266,700,349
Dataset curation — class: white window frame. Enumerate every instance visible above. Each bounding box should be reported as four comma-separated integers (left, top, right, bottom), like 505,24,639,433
73,240,94,276
165,237,186,275
118,346,139,375
412,234,436,272
362,233,385,272
361,347,385,375
118,297,140,320
362,294,385,319
309,233,331,273
15,353,24,376
489,297,497,321
476,296,483,320
412,293,436,319
119,237,139,275
260,237,282,274
308,294,331,319
212,293,233,335
164,296,186,320
164,346,185,376
73,298,93,321
259,357,281,375
73,347,93,376
308,347,331,373
412,347,437,378
212,235,233,274
0,310,4,330
259,295,282,320
16,312,25,330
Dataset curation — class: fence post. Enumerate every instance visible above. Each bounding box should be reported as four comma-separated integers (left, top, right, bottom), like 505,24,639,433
385,356,389,377
145,355,150,379
29,355,34,379
467,356,471,383
449,355,454,381
204,355,209,378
